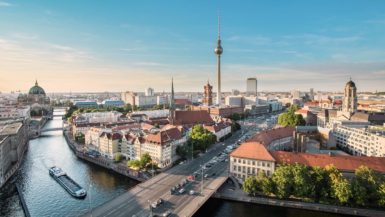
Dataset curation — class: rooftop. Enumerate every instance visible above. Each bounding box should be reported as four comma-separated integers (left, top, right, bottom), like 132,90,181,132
230,142,275,162
248,126,295,147
271,151,385,173
172,110,214,125
0,122,23,136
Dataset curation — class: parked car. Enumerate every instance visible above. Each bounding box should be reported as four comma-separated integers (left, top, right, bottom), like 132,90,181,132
189,190,195,195
162,210,172,217
178,188,185,194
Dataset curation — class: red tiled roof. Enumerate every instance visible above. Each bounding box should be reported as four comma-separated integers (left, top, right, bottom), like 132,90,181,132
248,127,295,147
271,151,385,173
230,142,275,162
146,127,182,145
351,112,370,122
333,99,343,105
296,109,309,115
175,99,192,105
141,123,155,130
173,110,214,125
100,132,122,140
304,101,319,107
203,123,230,133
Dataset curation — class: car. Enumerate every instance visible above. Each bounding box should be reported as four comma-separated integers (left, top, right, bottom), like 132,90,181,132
204,174,209,178
189,190,195,195
157,198,163,205
162,210,172,217
151,202,158,208
178,188,185,194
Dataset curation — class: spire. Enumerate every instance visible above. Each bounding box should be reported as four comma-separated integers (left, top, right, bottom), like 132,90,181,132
35,79,38,86
218,14,221,40
170,77,175,109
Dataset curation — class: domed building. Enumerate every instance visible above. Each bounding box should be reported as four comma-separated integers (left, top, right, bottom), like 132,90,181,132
18,80,50,105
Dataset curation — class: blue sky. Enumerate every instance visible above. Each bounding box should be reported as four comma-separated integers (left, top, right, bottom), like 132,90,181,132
1,0,385,92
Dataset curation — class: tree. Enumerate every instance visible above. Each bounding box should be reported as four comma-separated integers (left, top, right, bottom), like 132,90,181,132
114,153,123,162
256,172,274,195
325,165,352,204
139,153,152,168
243,176,258,195
231,122,241,132
292,164,315,199
278,105,306,127
377,182,385,206
271,164,294,199
127,160,141,169
333,178,352,204
351,166,383,206
189,125,216,151
74,132,85,144
311,166,330,202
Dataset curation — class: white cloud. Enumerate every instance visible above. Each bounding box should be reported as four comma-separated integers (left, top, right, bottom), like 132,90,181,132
0,1,12,7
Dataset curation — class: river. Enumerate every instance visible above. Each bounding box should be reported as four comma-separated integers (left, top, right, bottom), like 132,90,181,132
0,111,351,217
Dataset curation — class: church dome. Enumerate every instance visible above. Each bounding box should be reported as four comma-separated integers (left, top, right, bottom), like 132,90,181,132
345,80,356,88
28,80,46,95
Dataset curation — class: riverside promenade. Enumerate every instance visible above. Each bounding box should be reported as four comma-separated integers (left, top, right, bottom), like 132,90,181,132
63,130,146,182
213,180,385,217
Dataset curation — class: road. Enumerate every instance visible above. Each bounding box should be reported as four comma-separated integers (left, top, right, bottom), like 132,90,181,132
83,114,276,217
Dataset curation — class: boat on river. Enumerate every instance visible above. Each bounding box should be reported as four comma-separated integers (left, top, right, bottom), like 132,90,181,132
49,166,87,199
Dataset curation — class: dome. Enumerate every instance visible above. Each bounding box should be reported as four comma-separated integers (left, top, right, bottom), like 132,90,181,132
28,80,46,95
214,45,223,55
345,80,356,88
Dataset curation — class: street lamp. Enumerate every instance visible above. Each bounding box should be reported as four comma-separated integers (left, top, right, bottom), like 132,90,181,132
200,164,204,195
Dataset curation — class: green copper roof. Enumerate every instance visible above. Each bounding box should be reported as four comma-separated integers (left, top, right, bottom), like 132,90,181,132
28,80,46,95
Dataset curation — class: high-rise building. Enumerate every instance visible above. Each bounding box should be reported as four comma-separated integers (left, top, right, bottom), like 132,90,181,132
342,79,357,114
246,78,257,96
214,16,223,105
291,89,301,99
309,88,314,101
203,81,213,106
145,87,154,96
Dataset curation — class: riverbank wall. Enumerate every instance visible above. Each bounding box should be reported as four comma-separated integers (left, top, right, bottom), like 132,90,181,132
213,190,385,217
63,130,145,182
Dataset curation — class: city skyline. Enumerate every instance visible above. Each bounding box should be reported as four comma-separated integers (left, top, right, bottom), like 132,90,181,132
1,1,385,92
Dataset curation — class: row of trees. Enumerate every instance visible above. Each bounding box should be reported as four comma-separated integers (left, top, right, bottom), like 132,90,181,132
277,105,306,127
242,164,385,208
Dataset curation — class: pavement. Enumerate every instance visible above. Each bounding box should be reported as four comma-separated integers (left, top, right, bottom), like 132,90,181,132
82,114,275,217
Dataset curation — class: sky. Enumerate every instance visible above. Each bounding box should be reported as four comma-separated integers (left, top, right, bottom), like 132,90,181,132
1,0,385,93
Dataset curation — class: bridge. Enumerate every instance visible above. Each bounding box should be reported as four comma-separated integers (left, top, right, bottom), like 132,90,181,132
82,132,241,217
40,127,63,132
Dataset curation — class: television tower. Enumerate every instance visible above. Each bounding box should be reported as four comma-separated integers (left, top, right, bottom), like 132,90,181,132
214,15,223,105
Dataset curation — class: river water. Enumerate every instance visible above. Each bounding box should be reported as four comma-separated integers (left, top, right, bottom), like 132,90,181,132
0,111,351,217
